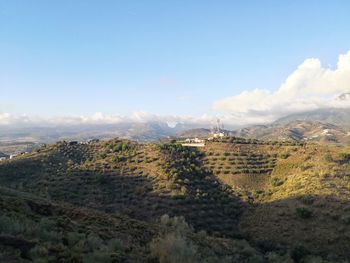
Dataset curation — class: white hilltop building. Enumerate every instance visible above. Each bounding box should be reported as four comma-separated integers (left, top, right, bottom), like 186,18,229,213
212,132,225,138
182,137,205,147
208,118,226,140
185,138,204,143
181,119,226,147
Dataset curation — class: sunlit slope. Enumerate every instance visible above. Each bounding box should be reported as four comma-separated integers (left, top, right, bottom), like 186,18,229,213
198,139,350,258
238,143,350,259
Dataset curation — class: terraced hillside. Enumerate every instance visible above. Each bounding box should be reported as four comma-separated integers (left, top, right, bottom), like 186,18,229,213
198,138,350,260
0,139,243,238
198,137,302,191
1,137,350,262
238,143,350,260
201,142,276,190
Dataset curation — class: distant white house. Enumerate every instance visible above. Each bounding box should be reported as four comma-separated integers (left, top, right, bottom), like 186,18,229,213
213,132,225,138
10,154,17,159
185,137,204,143
208,118,226,140
208,132,226,141
182,137,205,147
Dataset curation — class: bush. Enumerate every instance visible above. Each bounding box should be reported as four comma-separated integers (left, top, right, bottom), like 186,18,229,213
151,215,198,263
338,152,350,163
180,186,188,195
29,245,49,261
279,153,290,159
150,233,198,263
291,245,309,262
271,178,284,187
296,208,313,219
99,153,107,159
323,153,333,162
67,232,85,247
266,252,293,263
166,181,175,190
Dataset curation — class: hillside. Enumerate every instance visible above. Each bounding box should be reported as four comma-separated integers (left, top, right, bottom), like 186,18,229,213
232,120,350,145
274,108,350,127
207,137,350,260
177,108,350,145
177,128,212,138
0,186,267,263
0,139,242,238
1,138,350,262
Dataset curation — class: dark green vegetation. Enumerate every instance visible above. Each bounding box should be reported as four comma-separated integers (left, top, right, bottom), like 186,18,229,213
1,138,350,262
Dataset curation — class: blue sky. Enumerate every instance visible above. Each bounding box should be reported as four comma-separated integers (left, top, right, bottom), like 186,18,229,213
1,0,350,122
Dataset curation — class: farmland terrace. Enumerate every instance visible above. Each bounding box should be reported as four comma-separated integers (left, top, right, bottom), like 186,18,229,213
1,137,350,261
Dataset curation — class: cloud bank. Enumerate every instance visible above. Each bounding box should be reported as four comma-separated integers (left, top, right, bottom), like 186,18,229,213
214,50,350,124
0,111,222,129
2,50,350,128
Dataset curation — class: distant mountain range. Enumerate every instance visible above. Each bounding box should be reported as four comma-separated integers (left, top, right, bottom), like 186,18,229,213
231,120,350,144
274,108,350,127
0,122,182,143
1,108,350,150
177,108,350,144
235,107,350,143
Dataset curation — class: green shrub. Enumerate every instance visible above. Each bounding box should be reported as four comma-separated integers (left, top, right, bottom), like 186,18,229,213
67,232,85,247
338,152,350,163
266,252,293,263
0,215,24,235
159,215,192,235
180,186,188,195
323,153,333,162
151,216,197,263
150,232,198,263
166,181,175,190
29,245,49,261
279,153,290,159
86,233,104,250
99,153,107,159
291,245,309,262
271,178,284,187
296,208,313,219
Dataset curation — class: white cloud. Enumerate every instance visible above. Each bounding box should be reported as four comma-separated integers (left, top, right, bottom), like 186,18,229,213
214,50,350,124
0,113,32,125
3,51,350,128
0,110,223,129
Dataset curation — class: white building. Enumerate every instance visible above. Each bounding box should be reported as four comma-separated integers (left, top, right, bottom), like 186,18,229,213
10,154,17,159
208,118,226,139
213,132,225,138
185,138,204,143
